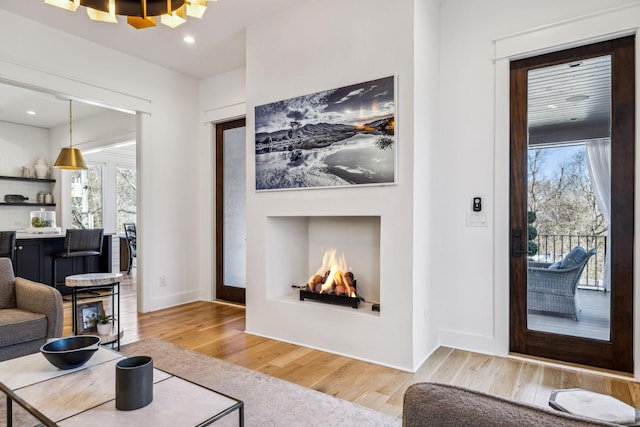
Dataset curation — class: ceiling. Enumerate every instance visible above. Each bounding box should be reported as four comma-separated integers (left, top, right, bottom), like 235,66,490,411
0,81,136,158
0,0,301,134
0,0,302,79
0,83,106,129
528,55,611,145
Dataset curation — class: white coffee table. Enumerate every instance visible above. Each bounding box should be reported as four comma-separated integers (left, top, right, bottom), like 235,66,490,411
0,347,244,426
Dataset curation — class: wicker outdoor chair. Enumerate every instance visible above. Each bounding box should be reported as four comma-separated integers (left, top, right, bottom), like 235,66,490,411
527,247,597,320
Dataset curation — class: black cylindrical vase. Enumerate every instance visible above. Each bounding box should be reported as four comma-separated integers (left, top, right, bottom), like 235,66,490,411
115,356,153,411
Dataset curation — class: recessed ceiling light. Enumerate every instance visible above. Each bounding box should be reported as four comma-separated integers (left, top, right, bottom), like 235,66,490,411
27,110,36,115
567,95,590,102
548,104,557,109
184,35,195,44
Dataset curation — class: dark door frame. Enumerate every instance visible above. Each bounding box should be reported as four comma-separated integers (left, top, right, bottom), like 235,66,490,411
215,118,246,304
509,36,635,372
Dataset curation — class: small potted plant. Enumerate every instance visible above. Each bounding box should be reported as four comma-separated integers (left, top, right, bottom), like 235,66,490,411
95,312,116,336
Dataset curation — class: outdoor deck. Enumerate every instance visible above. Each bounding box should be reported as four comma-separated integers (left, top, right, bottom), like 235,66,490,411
528,288,610,341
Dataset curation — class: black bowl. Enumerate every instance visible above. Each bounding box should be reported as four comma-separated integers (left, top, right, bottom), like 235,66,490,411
40,336,101,370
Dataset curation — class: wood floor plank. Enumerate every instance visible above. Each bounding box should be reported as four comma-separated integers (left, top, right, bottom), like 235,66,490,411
451,352,504,393
354,391,392,412
627,380,640,406
385,346,456,407
59,274,640,418
535,365,562,406
511,359,541,403
313,359,379,401
280,351,353,389
610,378,634,406
429,349,469,385
268,345,315,368
488,358,523,399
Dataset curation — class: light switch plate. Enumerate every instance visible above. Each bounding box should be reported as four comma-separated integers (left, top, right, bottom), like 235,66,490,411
466,212,488,227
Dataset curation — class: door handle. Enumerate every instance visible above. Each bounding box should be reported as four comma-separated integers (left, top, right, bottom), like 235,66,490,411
511,229,531,257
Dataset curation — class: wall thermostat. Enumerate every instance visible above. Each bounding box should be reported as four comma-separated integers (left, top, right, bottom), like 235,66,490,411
473,197,482,212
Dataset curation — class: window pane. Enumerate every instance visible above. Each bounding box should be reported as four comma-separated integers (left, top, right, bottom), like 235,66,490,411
526,55,611,341
223,126,246,288
70,164,103,229
116,166,136,234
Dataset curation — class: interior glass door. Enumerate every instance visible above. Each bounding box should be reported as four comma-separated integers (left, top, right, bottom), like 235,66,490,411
216,119,246,303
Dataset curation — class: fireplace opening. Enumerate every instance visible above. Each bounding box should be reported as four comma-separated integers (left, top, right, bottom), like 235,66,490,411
298,248,361,309
265,215,380,315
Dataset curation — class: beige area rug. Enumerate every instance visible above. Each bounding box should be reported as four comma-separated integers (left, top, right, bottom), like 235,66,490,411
1,338,401,426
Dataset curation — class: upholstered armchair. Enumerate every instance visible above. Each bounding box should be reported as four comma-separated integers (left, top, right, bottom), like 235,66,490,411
0,258,64,361
527,246,597,320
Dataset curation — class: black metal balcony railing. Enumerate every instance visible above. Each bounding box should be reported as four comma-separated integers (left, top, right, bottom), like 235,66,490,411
529,234,607,290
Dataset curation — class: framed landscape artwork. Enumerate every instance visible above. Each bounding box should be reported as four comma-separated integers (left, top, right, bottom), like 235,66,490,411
254,75,396,191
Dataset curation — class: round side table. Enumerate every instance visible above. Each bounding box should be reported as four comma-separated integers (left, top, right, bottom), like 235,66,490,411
66,272,123,350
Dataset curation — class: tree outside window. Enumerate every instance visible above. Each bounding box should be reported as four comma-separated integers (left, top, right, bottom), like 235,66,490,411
70,164,103,229
117,166,136,234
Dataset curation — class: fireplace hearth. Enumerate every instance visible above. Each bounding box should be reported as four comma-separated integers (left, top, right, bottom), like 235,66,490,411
299,285,361,308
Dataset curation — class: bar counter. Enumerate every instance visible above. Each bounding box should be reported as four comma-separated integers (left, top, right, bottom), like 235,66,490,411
14,232,112,294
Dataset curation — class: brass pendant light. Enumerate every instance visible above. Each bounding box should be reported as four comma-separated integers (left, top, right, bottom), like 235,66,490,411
44,0,216,29
53,100,88,170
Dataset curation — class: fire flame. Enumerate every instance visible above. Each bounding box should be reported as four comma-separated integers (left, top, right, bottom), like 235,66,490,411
307,249,357,298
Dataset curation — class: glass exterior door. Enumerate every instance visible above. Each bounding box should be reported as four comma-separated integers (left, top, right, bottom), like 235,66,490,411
509,37,634,372
526,55,611,341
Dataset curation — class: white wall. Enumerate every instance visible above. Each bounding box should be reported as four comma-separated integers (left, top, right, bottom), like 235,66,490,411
0,9,201,313
0,122,51,230
240,0,433,371
412,0,440,368
436,0,640,365
197,67,247,301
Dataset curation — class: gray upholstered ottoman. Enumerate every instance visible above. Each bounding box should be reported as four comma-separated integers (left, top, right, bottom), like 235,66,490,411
402,382,618,426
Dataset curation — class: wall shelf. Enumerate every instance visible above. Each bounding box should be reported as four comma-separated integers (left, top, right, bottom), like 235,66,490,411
0,175,55,183
0,206,56,207
0,175,56,207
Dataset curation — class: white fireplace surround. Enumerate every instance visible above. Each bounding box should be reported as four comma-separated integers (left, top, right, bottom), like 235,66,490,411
246,213,417,369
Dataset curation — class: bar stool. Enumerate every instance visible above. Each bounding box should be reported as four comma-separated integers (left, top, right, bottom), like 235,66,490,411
123,223,136,275
0,231,16,261
0,231,16,274
52,228,104,290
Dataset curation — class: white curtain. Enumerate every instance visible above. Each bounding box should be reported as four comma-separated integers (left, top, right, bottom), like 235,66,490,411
585,138,611,291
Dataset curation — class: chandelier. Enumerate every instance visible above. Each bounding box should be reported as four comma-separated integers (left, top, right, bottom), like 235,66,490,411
44,0,216,29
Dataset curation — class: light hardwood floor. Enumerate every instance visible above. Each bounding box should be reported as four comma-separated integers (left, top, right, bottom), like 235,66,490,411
62,274,640,418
